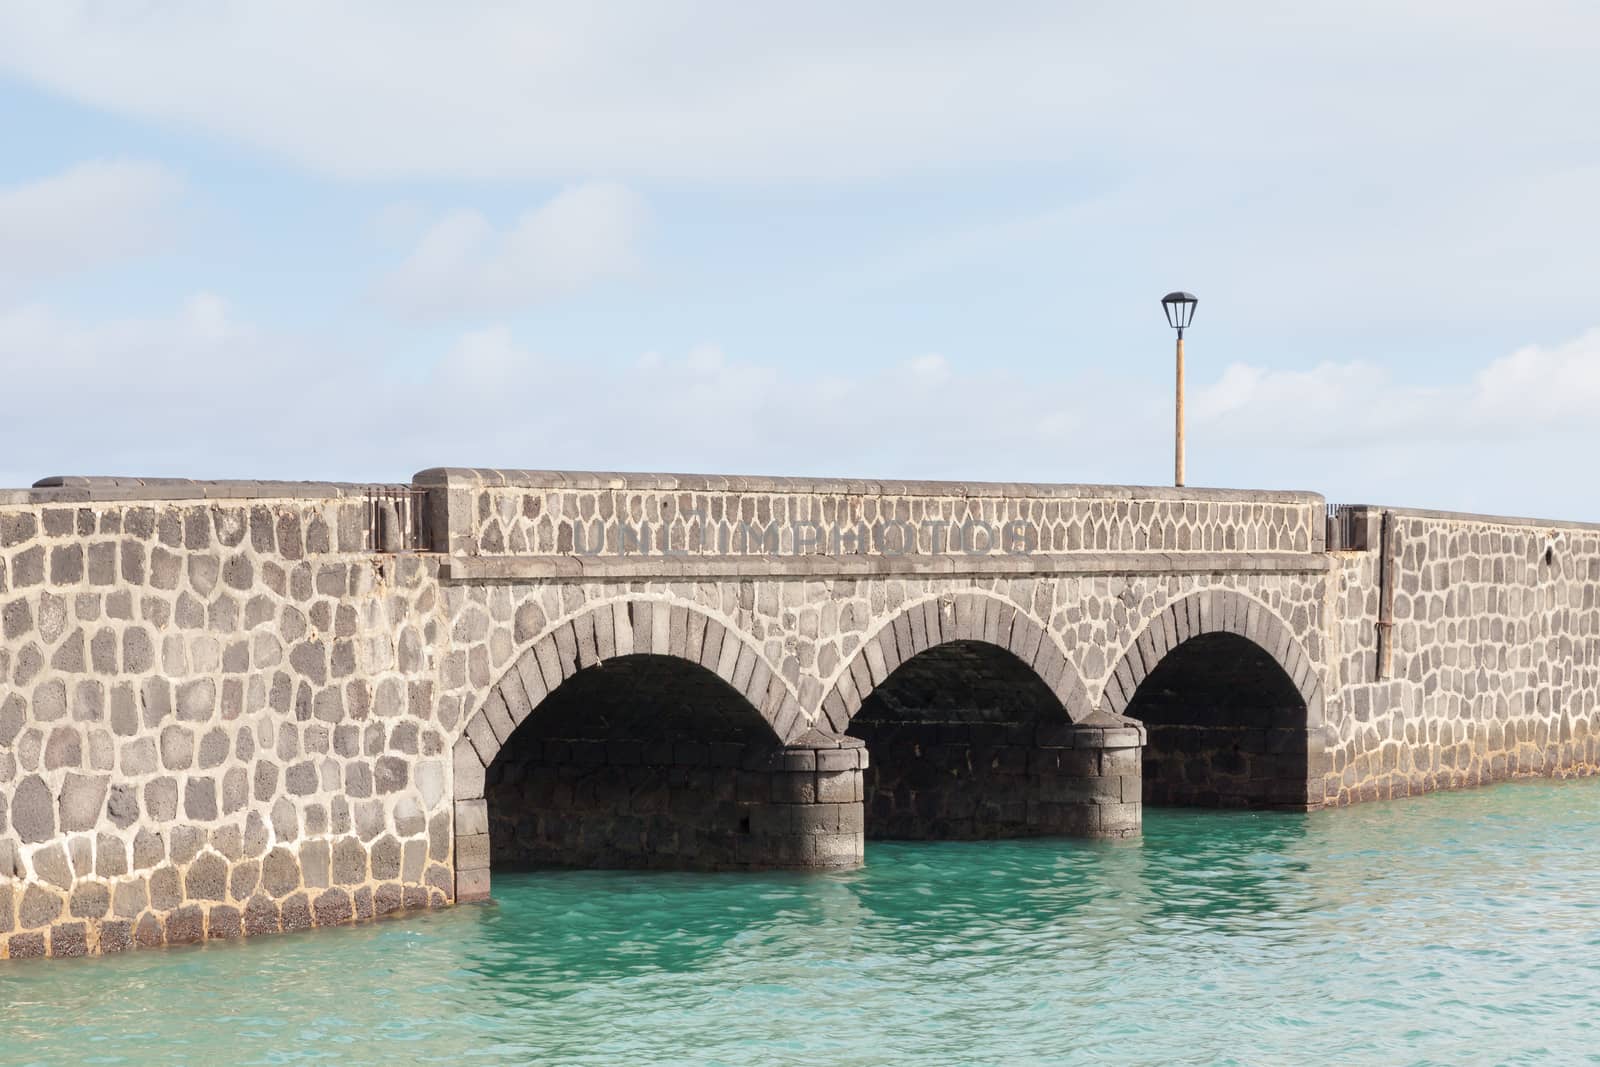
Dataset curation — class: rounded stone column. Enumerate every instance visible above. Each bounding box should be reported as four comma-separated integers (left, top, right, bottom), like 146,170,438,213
747,730,866,870
1038,710,1144,839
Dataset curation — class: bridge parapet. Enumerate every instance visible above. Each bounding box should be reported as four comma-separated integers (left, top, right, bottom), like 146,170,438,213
415,468,1326,563
1323,504,1600,805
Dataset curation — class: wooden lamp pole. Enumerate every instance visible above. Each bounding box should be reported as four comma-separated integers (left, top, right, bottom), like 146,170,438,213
1161,292,1198,488
1174,329,1185,487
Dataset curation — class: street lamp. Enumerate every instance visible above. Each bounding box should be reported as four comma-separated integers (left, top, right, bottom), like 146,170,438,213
1161,291,1198,488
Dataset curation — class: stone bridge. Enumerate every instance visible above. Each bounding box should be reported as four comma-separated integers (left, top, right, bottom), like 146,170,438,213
1,468,1596,957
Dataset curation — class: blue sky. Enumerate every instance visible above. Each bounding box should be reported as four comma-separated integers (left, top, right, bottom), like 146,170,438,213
1,3,1598,518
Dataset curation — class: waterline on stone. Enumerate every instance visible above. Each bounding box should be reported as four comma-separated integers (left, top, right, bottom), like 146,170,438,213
3,779,1598,1065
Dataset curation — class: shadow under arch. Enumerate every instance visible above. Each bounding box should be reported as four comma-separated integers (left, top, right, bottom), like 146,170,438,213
822,592,1093,731
1104,590,1324,810
452,600,817,897
828,593,1135,840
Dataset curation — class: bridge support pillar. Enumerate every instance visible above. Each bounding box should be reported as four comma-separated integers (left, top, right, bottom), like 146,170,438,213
751,732,867,870
453,730,865,900
856,711,1144,840
1032,711,1145,839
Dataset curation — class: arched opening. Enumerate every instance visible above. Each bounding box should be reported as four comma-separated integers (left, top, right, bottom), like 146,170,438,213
848,640,1107,839
485,654,778,870
1122,632,1309,809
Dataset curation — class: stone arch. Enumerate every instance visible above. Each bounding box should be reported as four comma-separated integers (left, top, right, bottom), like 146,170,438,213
451,598,814,898
1103,589,1323,810
820,591,1093,733
824,592,1134,840
459,598,802,773
1101,589,1323,724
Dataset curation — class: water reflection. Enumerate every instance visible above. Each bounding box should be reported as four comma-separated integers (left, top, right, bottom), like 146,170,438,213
2,780,1598,1066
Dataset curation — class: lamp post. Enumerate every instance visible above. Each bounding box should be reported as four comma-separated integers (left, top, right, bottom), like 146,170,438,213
1161,291,1198,488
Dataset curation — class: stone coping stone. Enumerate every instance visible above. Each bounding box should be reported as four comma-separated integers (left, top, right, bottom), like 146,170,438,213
4,477,409,504
439,551,1333,581
18,471,1597,534
786,729,867,750
5,468,1330,508
413,467,1325,505
1340,503,1600,535
1062,710,1148,748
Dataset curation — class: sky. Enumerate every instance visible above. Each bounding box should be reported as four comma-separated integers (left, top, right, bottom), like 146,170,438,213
1,2,1598,519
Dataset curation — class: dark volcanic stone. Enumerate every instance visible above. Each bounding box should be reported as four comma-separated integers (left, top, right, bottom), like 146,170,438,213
281,893,312,932
20,885,63,928
186,852,228,901
165,906,204,945
99,920,134,953
12,775,54,843
207,905,243,940
313,889,352,927
49,922,87,958
244,895,280,937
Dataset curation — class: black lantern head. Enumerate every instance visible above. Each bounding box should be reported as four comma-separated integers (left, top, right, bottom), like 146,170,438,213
1161,291,1198,334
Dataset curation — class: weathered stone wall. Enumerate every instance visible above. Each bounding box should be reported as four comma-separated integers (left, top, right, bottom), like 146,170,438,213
443,575,1330,752
0,471,1338,959
14,468,1597,961
0,485,454,959
442,568,1329,893
1323,507,1600,805
420,468,1326,559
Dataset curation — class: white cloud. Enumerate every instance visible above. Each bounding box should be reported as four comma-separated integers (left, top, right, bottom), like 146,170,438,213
370,200,429,247
0,160,181,282
0,293,1106,489
2,5,1594,181
1470,329,1600,425
1193,361,1430,446
1193,330,1600,450
444,326,532,388
684,344,724,374
905,353,951,387
2,7,1596,354
377,183,644,318
2,294,1598,519
0,293,424,492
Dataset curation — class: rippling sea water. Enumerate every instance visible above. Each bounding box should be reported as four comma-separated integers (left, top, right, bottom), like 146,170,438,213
4,779,1599,1066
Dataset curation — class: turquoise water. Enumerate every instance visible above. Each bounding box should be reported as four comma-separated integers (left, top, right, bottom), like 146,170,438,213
4,780,1600,1066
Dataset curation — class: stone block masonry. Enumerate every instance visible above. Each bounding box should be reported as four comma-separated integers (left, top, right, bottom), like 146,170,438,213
1,469,1596,958
856,715,1142,840
1324,506,1600,805
0,484,455,959
476,731,865,877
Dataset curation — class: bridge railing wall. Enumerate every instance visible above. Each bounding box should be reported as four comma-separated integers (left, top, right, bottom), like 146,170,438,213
1325,505,1600,804
414,468,1326,560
